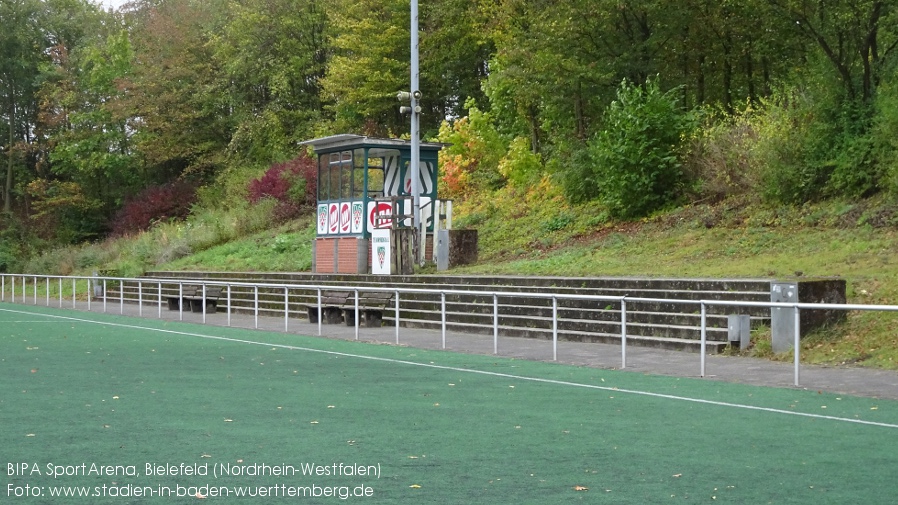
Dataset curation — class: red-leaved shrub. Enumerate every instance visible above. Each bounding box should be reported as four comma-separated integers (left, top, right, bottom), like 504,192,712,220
247,153,317,222
110,181,197,236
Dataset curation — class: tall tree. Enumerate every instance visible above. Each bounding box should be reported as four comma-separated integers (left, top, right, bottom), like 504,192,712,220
212,0,330,163
322,0,490,137
42,28,138,236
0,0,44,213
322,0,409,136
769,0,898,103
125,0,232,180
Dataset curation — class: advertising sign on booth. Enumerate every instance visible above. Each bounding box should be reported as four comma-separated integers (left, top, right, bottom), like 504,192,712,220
328,203,339,234
371,228,391,275
339,202,352,234
351,201,364,234
367,201,394,232
317,204,328,234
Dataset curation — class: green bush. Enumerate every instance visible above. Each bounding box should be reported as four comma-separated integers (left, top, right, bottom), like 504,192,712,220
684,106,760,202
871,76,898,196
750,88,827,204
575,78,693,218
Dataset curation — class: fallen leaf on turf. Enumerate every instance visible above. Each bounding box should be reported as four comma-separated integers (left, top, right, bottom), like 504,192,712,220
871,406,879,410
195,492,206,499
574,485,588,491
201,454,211,458
310,421,319,424
408,456,418,459
672,474,682,478
409,484,421,489
26,434,35,437
224,419,233,422
327,405,335,409
30,369,37,373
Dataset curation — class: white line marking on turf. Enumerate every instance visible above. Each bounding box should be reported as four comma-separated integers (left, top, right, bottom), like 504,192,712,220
3,306,897,430
5,320,76,323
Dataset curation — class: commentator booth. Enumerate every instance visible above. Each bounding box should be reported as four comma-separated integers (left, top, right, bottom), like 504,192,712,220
301,134,452,274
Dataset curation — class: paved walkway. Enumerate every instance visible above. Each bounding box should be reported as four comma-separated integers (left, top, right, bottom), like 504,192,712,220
9,298,898,400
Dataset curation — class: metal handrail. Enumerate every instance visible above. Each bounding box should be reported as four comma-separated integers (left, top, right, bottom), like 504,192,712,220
3,272,895,387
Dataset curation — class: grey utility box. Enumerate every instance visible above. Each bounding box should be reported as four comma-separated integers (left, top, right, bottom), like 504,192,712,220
728,314,751,350
436,229,449,271
770,282,798,353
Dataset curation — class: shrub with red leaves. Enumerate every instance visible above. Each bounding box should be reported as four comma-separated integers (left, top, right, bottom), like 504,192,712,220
110,181,197,236
248,153,317,222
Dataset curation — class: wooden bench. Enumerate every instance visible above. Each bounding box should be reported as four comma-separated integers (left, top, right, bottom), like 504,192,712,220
304,291,351,324
342,291,395,327
167,285,223,314
166,285,198,311
184,286,223,314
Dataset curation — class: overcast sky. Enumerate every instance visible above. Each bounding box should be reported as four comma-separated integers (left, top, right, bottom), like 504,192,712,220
97,0,129,10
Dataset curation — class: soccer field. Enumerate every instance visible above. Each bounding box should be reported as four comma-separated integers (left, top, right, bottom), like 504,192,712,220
2,303,897,504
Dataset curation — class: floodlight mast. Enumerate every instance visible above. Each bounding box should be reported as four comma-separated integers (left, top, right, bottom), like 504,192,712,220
410,0,421,256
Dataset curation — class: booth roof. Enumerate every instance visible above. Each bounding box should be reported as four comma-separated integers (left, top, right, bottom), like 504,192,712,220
299,134,447,153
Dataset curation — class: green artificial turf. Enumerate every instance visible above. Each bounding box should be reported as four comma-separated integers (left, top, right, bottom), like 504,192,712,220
2,303,897,504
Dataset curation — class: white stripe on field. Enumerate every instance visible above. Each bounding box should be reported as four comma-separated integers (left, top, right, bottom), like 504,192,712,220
2,306,896,430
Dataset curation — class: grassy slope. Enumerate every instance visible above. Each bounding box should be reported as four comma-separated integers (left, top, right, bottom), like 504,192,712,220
150,195,898,370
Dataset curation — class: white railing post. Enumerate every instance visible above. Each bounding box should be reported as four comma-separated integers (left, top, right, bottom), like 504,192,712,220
33,276,37,305
552,296,558,361
441,292,447,349
493,294,499,355
72,278,76,309
119,279,124,314
227,284,232,327
58,277,62,307
317,289,322,336
202,284,207,324
254,286,259,329
45,277,50,306
794,306,801,387
11,276,14,303
284,287,290,332
354,289,360,340
178,283,184,321
1,274,4,301
158,282,163,318
395,291,400,345
621,297,627,369
700,302,707,377
103,279,108,313
138,280,143,316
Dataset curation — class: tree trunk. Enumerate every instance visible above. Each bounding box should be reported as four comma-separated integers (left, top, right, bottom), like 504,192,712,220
3,100,13,214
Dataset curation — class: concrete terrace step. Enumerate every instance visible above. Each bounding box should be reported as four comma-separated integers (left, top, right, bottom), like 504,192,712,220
395,318,731,353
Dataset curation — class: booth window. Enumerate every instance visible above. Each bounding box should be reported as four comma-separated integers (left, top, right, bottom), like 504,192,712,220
366,157,384,198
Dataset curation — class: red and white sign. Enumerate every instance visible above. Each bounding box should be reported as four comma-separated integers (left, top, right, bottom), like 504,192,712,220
339,202,351,234
367,202,394,231
328,203,339,234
